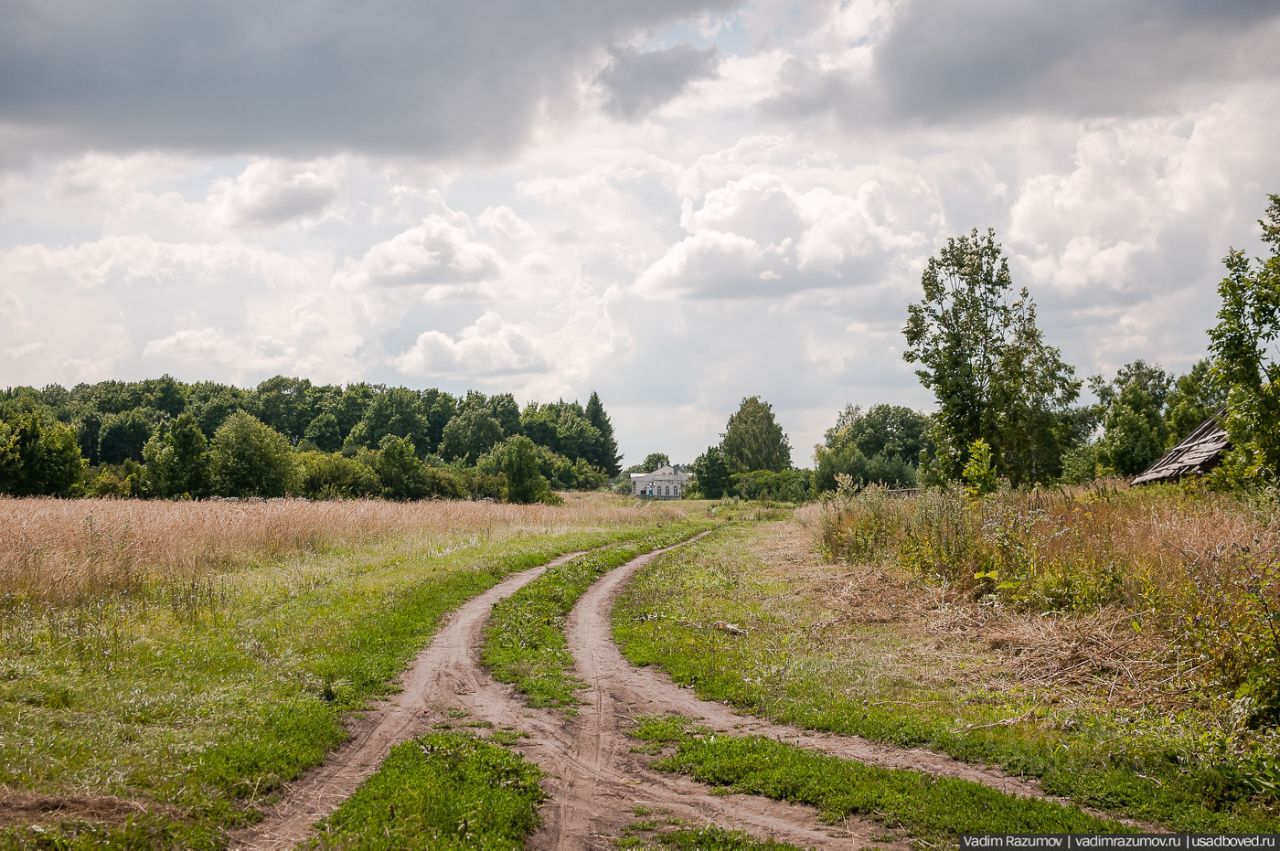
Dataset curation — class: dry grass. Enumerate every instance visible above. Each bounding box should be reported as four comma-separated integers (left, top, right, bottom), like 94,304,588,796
0,494,689,608
809,484,1280,714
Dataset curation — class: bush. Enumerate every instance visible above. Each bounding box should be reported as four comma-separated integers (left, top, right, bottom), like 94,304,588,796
209,411,296,497
296,451,380,499
729,468,812,502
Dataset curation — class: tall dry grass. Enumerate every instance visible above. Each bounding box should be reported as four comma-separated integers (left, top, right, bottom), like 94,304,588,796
813,483,1280,715
0,494,685,608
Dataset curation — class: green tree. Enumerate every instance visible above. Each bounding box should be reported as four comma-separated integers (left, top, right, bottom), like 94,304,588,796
186,382,249,436
142,413,211,498
303,412,343,452
479,435,553,504
719,396,791,472
584,391,622,476
253,376,315,443
1209,196,1280,485
904,228,1078,484
1164,358,1226,446
0,413,84,496
641,453,671,472
487,393,522,437
439,408,504,464
813,404,927,491
97,408,158,465
344,388,430,454
1090,360,1172,477
690,445,730,498
209,411,296,497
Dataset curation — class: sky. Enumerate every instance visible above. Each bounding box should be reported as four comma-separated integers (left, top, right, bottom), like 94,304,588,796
3,1,1279,465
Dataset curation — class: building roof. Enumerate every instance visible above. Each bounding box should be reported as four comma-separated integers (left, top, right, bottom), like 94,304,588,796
630,464,689,480
1131,410,1229,486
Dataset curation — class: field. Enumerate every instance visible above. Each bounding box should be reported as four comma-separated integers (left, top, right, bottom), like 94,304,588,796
2,488,1278,848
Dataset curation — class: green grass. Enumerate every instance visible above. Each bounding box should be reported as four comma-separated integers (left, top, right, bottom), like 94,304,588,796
634,716,1123,844
614,523,1280,833
308,731,543,850
617,822,802,850
0,519,697,848
482,521,714,709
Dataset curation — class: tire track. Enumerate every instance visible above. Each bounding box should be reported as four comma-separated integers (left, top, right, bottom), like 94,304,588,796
232,541,872,850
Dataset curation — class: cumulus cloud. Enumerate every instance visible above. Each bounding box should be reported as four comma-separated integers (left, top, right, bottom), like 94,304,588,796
0,0,739,160
597,44,720,120
207,159,345,227
334,215,503,296
393,311,547,377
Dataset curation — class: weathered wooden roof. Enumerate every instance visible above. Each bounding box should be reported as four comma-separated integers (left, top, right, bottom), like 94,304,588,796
1131,411,1229,485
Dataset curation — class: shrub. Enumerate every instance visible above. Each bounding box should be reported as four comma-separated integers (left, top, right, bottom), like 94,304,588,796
209,411,296,497
296,451,380,499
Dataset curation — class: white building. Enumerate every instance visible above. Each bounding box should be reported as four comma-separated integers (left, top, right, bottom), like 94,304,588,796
630,464,690,499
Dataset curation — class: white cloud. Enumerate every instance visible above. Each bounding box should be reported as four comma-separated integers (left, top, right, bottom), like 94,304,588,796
207,158,346,227
393,311,547,377
334,214,503,296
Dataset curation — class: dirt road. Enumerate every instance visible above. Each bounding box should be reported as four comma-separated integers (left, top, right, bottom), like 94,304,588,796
238,533,1122,849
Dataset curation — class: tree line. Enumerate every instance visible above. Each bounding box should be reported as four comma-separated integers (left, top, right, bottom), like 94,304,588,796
0,379,621,504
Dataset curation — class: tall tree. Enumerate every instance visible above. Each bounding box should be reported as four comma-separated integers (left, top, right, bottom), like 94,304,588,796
904,227,1078,484
344,388,430,454
584,391,622,476
720,396,791,472
1209,194,1280,484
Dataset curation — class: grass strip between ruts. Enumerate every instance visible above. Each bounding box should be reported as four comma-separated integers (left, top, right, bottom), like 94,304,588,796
307,730,543,850
482,521,715,710
633,716,1127,845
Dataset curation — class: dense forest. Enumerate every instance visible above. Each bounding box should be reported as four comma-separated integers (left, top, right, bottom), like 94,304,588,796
0,378,621,503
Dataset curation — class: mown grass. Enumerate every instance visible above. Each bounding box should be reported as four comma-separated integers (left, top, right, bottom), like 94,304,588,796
634,716,1123,843
0,497,704,848
308,731,543,850
614,522,1280,833
482,521,714,709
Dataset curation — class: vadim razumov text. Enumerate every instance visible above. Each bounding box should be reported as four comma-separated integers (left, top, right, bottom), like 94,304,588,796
961,836,1280,850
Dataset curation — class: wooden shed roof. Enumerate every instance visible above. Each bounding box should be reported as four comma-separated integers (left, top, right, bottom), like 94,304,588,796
1131,411,1229,486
